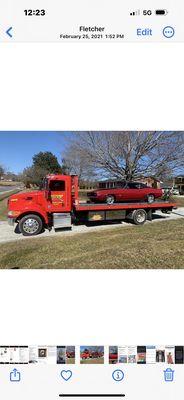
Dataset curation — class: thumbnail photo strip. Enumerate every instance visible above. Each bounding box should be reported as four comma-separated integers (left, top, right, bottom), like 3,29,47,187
1,346,184,365
0,131,184,269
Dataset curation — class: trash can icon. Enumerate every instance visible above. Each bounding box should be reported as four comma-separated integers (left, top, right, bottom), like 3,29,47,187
164,368,174,382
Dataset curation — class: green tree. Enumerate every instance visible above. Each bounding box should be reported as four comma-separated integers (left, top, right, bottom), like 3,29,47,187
22,152,62,187
32,151,62,173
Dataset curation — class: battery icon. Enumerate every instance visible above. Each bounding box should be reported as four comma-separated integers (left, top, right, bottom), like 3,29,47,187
155,9,168,15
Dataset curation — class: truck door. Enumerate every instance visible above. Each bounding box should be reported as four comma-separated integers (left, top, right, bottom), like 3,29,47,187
48,178,71,212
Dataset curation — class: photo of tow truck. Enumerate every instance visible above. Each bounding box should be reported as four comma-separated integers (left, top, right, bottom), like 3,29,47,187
1,131,184,269
7,174,177,236
80,346,104,364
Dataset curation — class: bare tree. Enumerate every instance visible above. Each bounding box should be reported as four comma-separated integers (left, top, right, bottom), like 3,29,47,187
62,142,98,180
62,131,184,181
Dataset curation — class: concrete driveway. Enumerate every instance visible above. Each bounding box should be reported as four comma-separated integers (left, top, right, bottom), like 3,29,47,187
0,208,183,245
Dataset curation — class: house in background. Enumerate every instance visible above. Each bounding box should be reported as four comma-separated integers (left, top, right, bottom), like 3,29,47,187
160,179,174,191
174,176,184,194
79,180,97,190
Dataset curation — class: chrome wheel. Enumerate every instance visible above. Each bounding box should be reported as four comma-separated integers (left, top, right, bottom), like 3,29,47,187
135,210,146,223
147,194,155,203
19,214,43,236
23,218,39,234
106,195,115,204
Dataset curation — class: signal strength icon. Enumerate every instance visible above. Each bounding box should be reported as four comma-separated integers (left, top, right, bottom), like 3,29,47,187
130,9,140,16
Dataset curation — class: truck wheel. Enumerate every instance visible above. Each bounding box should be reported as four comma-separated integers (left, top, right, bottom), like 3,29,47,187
19,214,43,236
132,209,147,225
106,195,115,204
147,194,155,203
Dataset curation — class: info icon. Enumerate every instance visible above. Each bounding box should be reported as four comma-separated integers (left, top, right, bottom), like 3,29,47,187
112,369,124,382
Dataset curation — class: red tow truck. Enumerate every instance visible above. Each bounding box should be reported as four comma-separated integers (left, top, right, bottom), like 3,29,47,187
7,174,177,236
81,349,103,359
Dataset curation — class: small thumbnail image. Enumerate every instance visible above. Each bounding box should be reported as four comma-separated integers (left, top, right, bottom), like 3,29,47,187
165,346,175,364
137,346,146,364
29,346,57,364
118,346,128,363
156,346,165,363
109,346,118,364
109,346,136,364
146,346,156,364
175,346,184,364
0,346,10,364
57,346,75,364
128,346,137,363
0,346,29,364
80,346,104,364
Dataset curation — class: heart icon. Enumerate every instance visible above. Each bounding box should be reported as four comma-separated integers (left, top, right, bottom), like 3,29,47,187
61,370,72,381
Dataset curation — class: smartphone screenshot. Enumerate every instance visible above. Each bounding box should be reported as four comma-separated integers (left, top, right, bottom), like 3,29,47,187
0,1,184,400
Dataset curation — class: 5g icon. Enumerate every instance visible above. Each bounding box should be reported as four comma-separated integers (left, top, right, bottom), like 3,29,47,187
143,10,152,15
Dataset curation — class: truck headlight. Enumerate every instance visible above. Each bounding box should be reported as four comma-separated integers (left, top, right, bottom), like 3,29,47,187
8,211,14,216
8,211,20,217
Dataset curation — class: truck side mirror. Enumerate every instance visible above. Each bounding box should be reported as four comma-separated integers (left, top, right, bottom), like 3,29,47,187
45,190,51,200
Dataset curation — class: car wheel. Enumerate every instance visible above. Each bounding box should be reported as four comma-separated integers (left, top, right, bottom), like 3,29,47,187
147,194,155,203
19,214,43,236
132,209,147,225
106,195,115,204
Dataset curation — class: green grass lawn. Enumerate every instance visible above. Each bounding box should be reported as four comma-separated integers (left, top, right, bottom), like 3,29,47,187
66,358,75,364
80,358,104,364
0,189,21,220
0,219,183,269
172,196,184,207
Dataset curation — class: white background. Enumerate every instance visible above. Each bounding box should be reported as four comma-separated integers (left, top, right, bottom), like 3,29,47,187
0,43,184,130
0,43,183,344
0,269,183,344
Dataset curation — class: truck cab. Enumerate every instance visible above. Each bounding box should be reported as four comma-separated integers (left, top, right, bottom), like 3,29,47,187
8,174,74,236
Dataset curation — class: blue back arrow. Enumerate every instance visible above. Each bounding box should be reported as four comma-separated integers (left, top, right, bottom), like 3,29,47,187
6,27,13,38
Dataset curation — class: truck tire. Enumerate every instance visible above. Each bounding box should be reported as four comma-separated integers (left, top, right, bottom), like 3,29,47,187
106,195,115,204
19,214,43,236
132,209,147,225
147,194,155,203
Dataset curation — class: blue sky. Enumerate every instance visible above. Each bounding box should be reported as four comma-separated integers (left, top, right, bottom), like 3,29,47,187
0,132,72,173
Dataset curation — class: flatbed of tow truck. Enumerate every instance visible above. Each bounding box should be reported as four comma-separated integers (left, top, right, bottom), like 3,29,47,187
74,200,177,212
73,199,177,225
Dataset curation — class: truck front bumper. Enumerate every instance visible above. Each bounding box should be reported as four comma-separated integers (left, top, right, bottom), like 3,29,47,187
8,217,16,226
